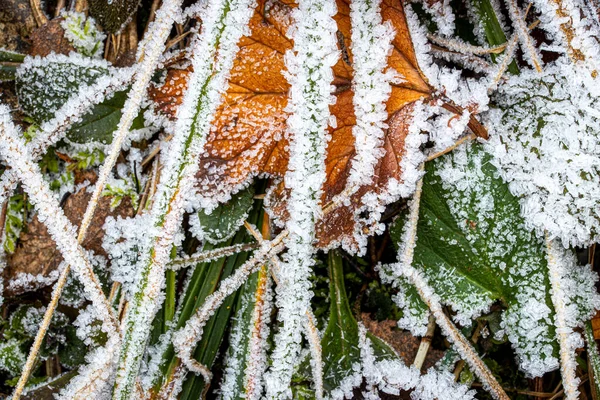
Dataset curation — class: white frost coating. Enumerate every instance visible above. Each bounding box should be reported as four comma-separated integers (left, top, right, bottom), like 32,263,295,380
420,0,455,37
0,105,118,335
113,0,256,396
60,11,106,58
346,0,397,192
57,332,120,400
485,62,600,247
77,0,184,249
263,0,338,395
331,324,475,400
531,0,600,69
505,0,543,72
173,238,285,379
404,7,490,119
545,239,582,400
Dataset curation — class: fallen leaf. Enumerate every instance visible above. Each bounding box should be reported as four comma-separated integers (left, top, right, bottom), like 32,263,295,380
149,0,432,251
30,18,75,57
5,180,134,297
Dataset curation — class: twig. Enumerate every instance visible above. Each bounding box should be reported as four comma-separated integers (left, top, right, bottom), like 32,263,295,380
413,314,436,370
426,133,476,162
30,0,48,26
506,0,543,72
168,242,260,270
427,34,507,54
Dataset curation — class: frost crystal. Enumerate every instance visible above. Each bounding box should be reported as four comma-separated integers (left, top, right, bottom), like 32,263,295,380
60,11,106,58
485,62,600,247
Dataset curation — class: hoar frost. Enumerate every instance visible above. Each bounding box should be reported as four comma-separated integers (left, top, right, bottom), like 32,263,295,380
485,62,600,247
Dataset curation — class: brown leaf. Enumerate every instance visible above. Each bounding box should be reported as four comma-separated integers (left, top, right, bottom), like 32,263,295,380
5,183,134,297
29,18,75,57
148,0,432,251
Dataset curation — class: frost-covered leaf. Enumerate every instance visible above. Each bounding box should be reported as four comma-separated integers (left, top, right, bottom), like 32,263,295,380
17,54,109,123
190,187,254,244
16,53,144,145
149,0,432,253
0,338,26,375
485,63,600,247
389,142,561,377
60,11,106,58
88,0,141,34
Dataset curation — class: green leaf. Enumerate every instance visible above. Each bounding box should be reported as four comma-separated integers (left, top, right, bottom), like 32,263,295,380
390,142,558,376
194,187,255,244
16,54,145,145
0,338,26,376
0,65,17,82
17,56,109,123
150,190,264,397
58,325,87,368
3,193,27,254
60,11,106,57
88,0,141,33
67,90,146,145
0,49,25,63
319,251,399,393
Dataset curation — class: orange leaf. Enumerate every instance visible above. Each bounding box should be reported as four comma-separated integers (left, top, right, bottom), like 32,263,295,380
148,0,433,251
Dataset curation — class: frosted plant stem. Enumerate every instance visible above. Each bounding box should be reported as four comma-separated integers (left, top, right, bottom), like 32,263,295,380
0,105,120,398
77,0,184,245
426,133,476,162
173,234,287,378
113,0,256,396
345,0,396,192
243,222,324,400
264,0,338,395
427,34,507,54
505,0,543,72
241,266,273,400
488,33,519,92
0,68,135,206
546,237,580,400
392,172,509,400
168,242,259,270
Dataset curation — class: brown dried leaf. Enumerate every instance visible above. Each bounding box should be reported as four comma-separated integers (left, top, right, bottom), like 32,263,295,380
148,0,432,250
29,18,75,57
5,183,134,296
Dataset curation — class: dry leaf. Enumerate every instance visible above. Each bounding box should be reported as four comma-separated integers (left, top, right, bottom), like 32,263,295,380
30,18,75,57
148,0,432,251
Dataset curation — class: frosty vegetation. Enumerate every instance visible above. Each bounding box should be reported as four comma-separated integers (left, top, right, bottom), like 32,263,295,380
0,0,600,399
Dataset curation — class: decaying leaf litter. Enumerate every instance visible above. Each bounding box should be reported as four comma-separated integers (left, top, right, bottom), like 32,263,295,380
1,0,600,398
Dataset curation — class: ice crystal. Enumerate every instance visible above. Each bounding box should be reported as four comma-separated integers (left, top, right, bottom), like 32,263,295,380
485,62,600,246
60,11,106,58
